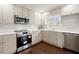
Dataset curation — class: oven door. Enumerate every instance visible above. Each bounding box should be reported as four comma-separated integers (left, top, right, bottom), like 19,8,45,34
22,35,32,45
17,37,23,48
22,36,28,45
27,35,32,44
17,36,28,47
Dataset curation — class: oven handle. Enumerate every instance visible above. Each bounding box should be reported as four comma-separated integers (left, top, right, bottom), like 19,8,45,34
17,34,28,37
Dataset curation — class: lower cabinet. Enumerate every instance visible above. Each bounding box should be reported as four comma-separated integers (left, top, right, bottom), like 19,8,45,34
0,34,16,54
42,31,64,48
42,31,57,46
56,32,64,48
32,31,41,45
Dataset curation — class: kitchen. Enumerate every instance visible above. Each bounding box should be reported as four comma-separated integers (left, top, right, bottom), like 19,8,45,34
0,4,79,54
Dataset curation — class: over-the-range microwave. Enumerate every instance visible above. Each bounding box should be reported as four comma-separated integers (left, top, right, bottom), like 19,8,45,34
14,15,29,24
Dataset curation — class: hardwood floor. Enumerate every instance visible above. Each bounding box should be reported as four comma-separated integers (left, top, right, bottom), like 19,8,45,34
18,42,76,54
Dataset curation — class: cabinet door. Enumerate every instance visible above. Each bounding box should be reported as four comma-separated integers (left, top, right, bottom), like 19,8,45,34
56,32,64,48
52,9,61,16
29,9,35,25
14,5,22,16
32,31,40,45
0,36,3,54
34,12,41,25
2,4,14,24
48,31,57,45
61,6,71,15
61,5,79,16
3,34,16,54
38,31,42,42
23,8,29,19
42,31,57,46
42,31,48,42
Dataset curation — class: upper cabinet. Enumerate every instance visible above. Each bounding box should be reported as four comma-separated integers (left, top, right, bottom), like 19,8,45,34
23,8,29,19
14,5,23,16
29,9,35,25
0,4,35,24
2,5,14,24
50,5,79,16
51,9,61,16
34,12,42,25
61,5,79,16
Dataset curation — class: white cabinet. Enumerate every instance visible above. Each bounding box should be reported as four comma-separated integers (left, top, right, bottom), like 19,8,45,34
32,31,41,45
51,9,61,16
61,5,79,16
42,31,57,46
34,12,41,25
61,6,71,15
38,31,42,42
23,8,29,19
42,31,49,42
2,4,14,24
0,4,35,24
0,36,3,53
56,32,64,48
0,4,14,24
49,31,57,45
2,34,16,54
14,5,22,16
29,9,35,25
42,31,64,48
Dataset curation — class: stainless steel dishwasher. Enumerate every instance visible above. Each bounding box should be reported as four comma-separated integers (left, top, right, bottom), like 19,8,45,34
63,33,79,52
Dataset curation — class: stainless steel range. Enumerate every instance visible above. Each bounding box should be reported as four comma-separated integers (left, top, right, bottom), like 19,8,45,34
15,30,32,52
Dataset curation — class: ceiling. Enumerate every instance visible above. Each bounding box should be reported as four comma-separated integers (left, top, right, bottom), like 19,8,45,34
18,4,66,12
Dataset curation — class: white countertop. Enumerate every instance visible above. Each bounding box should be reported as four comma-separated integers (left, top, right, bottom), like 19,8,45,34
41,28,79,34
0,31,16,35
0,29,40,35
1,28,79,36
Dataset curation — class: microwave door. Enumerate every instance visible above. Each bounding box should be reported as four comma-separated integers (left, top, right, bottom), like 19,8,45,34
14,15,26,24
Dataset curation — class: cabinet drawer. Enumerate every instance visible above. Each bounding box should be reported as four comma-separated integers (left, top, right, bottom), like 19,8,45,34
2,34,16,43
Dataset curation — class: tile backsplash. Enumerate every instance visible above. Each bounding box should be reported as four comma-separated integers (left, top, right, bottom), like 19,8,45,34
0,24,39,31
